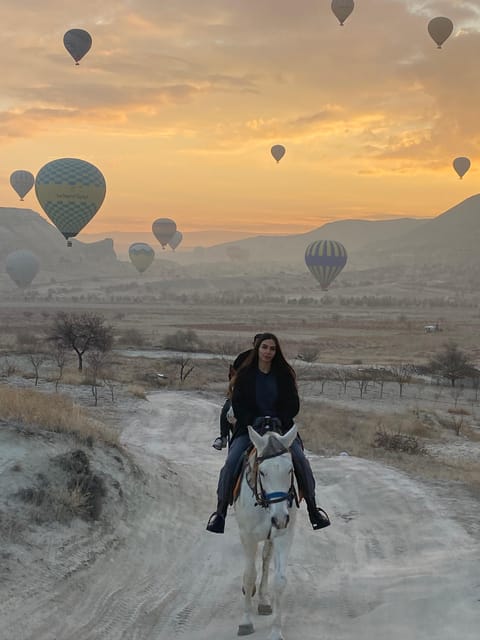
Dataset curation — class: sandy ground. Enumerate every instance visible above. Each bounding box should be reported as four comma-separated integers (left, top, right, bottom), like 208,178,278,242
1,389,480,640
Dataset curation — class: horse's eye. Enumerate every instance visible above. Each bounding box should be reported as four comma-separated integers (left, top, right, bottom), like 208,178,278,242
259,471,265,477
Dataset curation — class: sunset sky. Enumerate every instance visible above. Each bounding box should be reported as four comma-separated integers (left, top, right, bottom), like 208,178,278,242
1,0,480,245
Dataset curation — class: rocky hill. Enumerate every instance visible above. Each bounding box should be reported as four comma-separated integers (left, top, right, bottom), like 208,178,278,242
0,207,118,274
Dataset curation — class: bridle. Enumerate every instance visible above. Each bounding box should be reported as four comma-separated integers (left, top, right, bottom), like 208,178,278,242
247,449,299,510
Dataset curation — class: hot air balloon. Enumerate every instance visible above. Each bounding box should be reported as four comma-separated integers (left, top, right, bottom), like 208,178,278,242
453,157,470,179
152,218,177,249
10,170,35,201
168,230,183,251
5,249,40,289
331,0,354,26
35,158,106,246
427,17,453,49
271,145,286,163
129,243,155,273
305,240,347,290
63,29,92,65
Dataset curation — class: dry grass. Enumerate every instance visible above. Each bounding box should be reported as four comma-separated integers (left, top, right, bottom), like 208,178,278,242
59,369,87,385
299,400,480,487
0,386,119,446
52,485,91,521
0,510,24,541
19,483,92,523
298,402,436,459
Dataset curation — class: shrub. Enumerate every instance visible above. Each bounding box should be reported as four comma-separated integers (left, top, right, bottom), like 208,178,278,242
163,329,203,351
374,430,426,454
116,328,146,347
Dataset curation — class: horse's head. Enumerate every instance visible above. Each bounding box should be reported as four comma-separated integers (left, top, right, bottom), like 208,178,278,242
247,424,297,530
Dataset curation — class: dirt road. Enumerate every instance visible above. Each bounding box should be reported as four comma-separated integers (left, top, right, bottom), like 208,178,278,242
3,390,479,639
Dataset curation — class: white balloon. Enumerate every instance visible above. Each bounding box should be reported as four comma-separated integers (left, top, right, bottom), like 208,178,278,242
5,249,40,288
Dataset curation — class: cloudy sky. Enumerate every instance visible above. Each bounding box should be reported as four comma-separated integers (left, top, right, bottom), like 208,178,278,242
1,0,479,243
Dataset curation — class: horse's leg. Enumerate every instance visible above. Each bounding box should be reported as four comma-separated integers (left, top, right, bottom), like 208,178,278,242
258,540,273,615
269,537,291,640
238,537,257,636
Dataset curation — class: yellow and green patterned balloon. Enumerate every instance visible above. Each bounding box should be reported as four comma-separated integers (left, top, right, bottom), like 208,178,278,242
35,158,106,246
129,242,155,273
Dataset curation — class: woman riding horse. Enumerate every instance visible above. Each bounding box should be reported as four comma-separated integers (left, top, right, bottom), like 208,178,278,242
206,332,330,534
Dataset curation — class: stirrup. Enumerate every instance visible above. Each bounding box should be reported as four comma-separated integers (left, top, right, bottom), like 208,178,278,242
309,507,331,531
206,512,225,534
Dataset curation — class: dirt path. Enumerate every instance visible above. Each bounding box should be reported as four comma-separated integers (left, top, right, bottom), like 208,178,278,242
3,390,480,639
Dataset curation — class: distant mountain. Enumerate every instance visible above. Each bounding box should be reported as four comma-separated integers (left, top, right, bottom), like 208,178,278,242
188,196,480,270
3,194,479,280
195,217,425,266
82,229,258,258
367,194,480,263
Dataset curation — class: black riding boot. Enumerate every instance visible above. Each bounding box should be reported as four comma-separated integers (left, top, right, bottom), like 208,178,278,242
305,495,331,531
206,501,228,534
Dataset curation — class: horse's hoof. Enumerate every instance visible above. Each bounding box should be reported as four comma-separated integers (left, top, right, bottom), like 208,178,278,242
238,622,254,635
242,585,256,597
258,603,272,615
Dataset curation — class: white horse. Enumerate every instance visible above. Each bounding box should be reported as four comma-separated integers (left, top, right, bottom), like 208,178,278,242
234,424,298,640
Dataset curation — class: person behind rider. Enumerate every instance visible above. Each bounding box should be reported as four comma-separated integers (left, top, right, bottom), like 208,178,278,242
206,332,331,533
212,333,263,450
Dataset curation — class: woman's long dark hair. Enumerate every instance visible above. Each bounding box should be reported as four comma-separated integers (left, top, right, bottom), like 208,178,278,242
229,332,296,395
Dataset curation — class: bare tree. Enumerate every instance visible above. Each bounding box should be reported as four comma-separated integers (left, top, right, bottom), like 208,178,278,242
103,373,119,403
352,369,371,399
315,367,333,394
86,349,109,406
471,373,480,402
48,312,114,371
0,357,16,378
450,385,464,408
428,341,473,387
331,367,354,394
174,355,194,382
389,364,413,398
369,367,391,399
29,353,47,387
52,343,67,392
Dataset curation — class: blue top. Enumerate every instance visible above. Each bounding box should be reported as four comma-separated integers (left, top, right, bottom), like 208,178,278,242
255,369,279,417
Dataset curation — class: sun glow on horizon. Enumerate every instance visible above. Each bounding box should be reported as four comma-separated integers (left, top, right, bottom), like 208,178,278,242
0,1,479,242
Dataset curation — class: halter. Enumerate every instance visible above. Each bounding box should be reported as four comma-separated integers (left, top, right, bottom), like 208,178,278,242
247,448,298,510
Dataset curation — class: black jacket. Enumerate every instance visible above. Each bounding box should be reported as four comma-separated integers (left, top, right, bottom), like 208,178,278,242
231,366,299,440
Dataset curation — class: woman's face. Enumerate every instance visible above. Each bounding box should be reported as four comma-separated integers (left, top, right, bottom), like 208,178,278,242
258,338,276,366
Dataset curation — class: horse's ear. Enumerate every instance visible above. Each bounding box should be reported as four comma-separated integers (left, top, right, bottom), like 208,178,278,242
248,424,265,454
277,423,297,450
